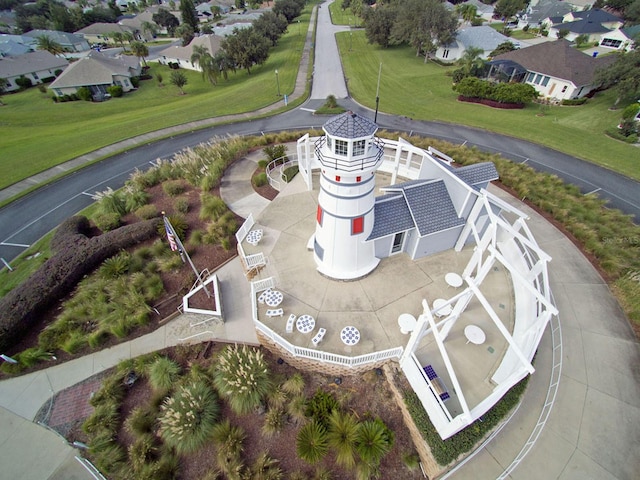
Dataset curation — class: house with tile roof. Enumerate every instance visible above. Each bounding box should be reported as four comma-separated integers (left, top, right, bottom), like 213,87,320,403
548,8,623,43
435,26,521,63
490,39,615,101
48,49,141,98
0,50,68,92
156,34,223,71
23,30,90,53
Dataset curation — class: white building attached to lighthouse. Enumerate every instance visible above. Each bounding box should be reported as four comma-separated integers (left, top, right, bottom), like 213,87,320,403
312,111,385,280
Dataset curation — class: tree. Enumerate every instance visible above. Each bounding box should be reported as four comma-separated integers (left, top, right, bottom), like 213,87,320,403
625,0,640,23
390,0,458,61
36,35,65,56
153,8,180,36
180,0,199,34
350,0,364,26
594,48,640,107
273,0,305,23
111,31,124,48
557,28,570,39
213,50,235,80
574,34,590,46
458,46,486,76
253,11,288,46
190,45,218,85
456,3,478,24
221,26,270,74
363,4,397,48
175,23,195,46
170,71,188,94
140,20,158,39
494,0,527,22
130,41,149,67
490,41,517,57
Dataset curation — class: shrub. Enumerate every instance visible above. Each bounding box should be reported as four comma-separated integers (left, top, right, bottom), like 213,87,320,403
94,212,122,231
158,380,220,455
327,410,360,469
211,419,246,458
174,197,189,213
131,76,140,88
15,75,32,89
162,179,186,196
561,97,587,106
199,193,227,221
128,434,157,474
305,389,340,428
37,84,47,93
125,189,150,212
135,204,158,220
16,347,52,367
147,356,181,393
355,418,394,467
99,251,130,278
253,172,268,187
158,213,188,241
77,86,92,101
263,144,287,162
283,165,299,183
107,85,123,97
621,102,640,120
212,344,273,415
281,372,305,396
262,407,286,438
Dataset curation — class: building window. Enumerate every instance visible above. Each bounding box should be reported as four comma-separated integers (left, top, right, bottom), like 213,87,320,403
335,139,348,156
316,205,323,226
534,74,542,85
527,72,535,82
601,38,622,48
356,176,361,182
541,76,550,87
353,139,365,156
314,239,324,261
442,49,449,59
335,175,341,182
326,137,332,149
561,85,567,93
32,72,39,79
352,216,364,235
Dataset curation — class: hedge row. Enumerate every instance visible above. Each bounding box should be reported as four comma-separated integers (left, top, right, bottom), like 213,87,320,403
457,95,524,109
0,216,160,352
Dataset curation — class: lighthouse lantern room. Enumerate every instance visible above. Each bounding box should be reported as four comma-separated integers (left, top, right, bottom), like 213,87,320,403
312,111,384,280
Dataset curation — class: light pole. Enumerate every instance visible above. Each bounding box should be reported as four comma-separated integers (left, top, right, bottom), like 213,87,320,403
349,31,352,52
374,62,381,123
275,69,281,96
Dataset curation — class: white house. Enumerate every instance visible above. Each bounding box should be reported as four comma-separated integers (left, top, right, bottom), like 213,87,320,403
519,0,573,28
435,26,521,63
491,39,616,101
23,30,90,53
74,22,139,46
156,34,223,71
48,49,141,98
598,25,640,52
548,8,623,43
0,50,68,92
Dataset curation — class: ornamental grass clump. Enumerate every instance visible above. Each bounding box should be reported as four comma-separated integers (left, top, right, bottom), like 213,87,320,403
147,356,181,393
212,344,273,415
158,380,220,455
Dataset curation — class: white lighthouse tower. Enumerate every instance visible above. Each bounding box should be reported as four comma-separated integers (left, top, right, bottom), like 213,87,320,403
312,111,384,280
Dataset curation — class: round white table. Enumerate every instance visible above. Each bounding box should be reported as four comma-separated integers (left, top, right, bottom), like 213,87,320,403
246,229,263,246
464,325,486,345
433,298,452,317
297,315,315,334
398,313,417,334
340,326,360,345
445,272,463,288
264,290,283,307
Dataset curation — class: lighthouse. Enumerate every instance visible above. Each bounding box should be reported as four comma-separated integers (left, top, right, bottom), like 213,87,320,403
312,111,384,280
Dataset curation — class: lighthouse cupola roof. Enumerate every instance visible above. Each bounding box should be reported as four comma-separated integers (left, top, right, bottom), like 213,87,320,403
323,111,378,139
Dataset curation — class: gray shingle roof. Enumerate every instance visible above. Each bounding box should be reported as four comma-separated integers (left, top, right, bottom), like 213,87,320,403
49,50,139,88
554,18,612,34
493,39,614,86
369,179,464,240
570,8,621,23
454,163,498,186
157,34,223,62
456,26,518,51
323,111,378,138
0,50,68,78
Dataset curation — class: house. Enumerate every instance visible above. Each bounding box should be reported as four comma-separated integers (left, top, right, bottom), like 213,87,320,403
453,0,495,22
0,50,68,92
156,34,223,70
48,50,141,98
548,8,623,43
118,7,164,40
0,33,37,53
490,39,616,101
435,26,521,63
23,30,90,53
520,0,573,28
0,39,31,57
598,25,640,51
74,23,139,46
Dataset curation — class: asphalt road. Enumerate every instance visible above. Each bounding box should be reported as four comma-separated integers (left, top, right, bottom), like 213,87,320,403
0,98,639,264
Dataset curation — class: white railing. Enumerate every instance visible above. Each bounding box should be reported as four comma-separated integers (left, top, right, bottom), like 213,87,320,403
266,156,300,191
235,213,254,244
254,318,403,368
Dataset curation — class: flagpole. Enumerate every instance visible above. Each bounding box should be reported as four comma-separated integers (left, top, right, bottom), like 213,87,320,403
162,212,211,298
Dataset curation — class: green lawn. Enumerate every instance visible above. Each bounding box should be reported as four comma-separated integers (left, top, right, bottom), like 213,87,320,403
0,11,309,191
338,31,639,180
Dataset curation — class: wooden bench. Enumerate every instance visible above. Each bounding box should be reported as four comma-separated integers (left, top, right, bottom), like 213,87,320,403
286,314,296,333
312,328,326,346
266,308,283,318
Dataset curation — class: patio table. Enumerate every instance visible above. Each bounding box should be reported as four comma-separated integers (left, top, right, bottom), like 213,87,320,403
297,315,315,333
264,290,283,307
340,326,360,345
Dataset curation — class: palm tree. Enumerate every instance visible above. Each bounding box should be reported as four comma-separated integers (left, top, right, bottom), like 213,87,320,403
36,35,65,56
141,21,158,40
355,418,394,467
130,41,149,67
327,410,360,469
458,46,486,77
123,31,135,51
296,420,329,464
111,31,124,49
170,71,188,94
190,44,218,85
456,4,478,24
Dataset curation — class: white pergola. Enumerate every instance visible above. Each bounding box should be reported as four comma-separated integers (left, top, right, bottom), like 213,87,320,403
399,188,558,439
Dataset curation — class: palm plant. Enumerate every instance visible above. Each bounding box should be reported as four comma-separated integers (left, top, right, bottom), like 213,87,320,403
147,356,181,392
212,344,273,414
250,452,283,480
281,372,305,396
262,407,286,438
355,418,394,468
36,35,65,56
286,394,308,426
130,41,149,67
190,45,219,85
141,21,158,39
111,31,125,48
455,4,478,24
125,406,157,436
211,419,246,458
158,380,220,454
327,410,360,469
128,433,157,473
296,420,329,464
458,46,486,77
